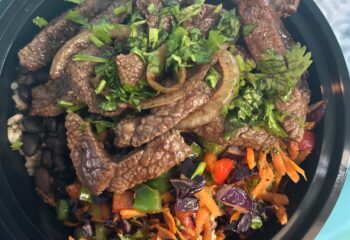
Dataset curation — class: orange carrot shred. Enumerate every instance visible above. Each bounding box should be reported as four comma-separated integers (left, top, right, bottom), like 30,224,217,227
204,152,217,173
288,141,299,160
260,192,289,205
112,191,134,214
230,211,241,222
202,220,212,240
163,208,177,234
258,151,268,171
120,209,146,219
272,172,283,193
195,207,210,235
279,148,300,183
295,149,312,164
156,225,177,240
271,148,286,176
251,163,274,198
275,205,288,225
65,182,81,201
289,159,307,180
246,147,256,170
195,187,222,217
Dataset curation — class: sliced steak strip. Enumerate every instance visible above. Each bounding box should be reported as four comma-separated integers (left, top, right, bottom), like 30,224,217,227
237,0,286,61
115,53,146,86
136,0,164,28
114,81,211,148
109,130,192,194
275,79,310,141
270,0,300,18
182,4,221,34
66,113,191,194
194,117,278,150
65,113,115,195
30,75,78,116
68,45,127,117
18,0,113,71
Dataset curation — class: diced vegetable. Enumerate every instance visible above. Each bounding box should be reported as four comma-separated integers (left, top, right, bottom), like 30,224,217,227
203,152,217,173
79,186,93,203
288,141,299,160
227,163,254,184
133,185,162,213
156,225,177,240
56,199,70,221
195,207,210,235
251,156,274,198
246,147,256,170
112,190,134,213
175,210,196,236
299,131,315,152
213,158,234,185
195,187,222,217
250,216,263,229
202,220,212,240
230,211,241,222
175,197,199,212
191,142,203,158
202,140,227,155
275,205,288,225
120,209,146,219
170,175,206,199
216,185,253,213
271,147,286,176
191,162,207,179
146,172,171,193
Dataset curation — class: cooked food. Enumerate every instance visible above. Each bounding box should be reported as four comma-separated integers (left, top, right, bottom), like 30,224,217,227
9,0,326,239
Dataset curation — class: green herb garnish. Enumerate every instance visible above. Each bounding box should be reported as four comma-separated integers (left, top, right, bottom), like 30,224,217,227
72,53,108,63
65,9,88,26
205,67,221,89
32,16,48,28
11,139,23,151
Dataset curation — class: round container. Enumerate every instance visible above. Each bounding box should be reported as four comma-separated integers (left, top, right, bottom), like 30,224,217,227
0,0,349,239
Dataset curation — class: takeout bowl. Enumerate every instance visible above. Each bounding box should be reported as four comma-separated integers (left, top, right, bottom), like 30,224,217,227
0,0,349,239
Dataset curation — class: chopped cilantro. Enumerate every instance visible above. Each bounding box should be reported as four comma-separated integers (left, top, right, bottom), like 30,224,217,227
149,28,160,48
251,216,263,230
32,16,48,28
177,3,203,24
58,100,86,112
205,67,221,89
147,3,157,14
11,139,23,151
214,3,223,13
93,120,115,134
215,9,241,43
114,5,127,16
65,9,88,26
65,0,82,4
72,53,108,63
95,80,107,94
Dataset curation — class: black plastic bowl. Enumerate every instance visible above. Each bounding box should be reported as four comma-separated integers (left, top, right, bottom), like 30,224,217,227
0,0,349,239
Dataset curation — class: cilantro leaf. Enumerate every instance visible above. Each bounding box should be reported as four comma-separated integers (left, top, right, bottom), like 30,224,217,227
32,16,48,28
177,4,203,24
250,216,263,230
264,102,287,137
72,53,108,63
65,0,82,4
11,139,23,151
205,67,221,89
65,10,88,26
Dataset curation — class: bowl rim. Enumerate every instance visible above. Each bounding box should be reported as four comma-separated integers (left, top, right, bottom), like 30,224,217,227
0,0,349,239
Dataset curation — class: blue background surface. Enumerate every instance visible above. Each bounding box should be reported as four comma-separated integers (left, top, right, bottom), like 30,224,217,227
314,0,350,239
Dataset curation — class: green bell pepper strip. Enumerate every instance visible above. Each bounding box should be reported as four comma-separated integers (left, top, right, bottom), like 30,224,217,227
133,185,161,213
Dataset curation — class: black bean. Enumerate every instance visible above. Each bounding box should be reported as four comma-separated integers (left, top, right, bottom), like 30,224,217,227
46,137,66,154
52,154,66,172
21,133,41,156
22,116,43,133
43,118,57,134
18,84,32,102
34,168,52,194
41,148,53,169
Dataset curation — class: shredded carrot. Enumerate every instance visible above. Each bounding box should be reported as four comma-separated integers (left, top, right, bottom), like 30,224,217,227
246,147,256,170
112,190,134,214
258,151,268,171
195,207,210,235
161,192,175,204
204,152,217,173
260,192,289,206
195,187,222,217
216,230,226,240
272,172,283,193
275,205,288,225
202,220,212,240
230,211,241,222
120,209,146,219
289,159,307,180
271,147,287,176
163,208,177,234
295,149,312,164
174,210,196,237
156,225,177,240
288,141,299,160
280,149,300,183
65,182,81,201
251,163,274,199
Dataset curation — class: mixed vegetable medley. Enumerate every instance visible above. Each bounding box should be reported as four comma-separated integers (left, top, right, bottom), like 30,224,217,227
7,0,329,239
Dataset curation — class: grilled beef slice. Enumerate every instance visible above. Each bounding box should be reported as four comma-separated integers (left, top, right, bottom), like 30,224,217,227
182,4,221,34
66,113,115,195
115,53,146,86
109,130,192,194
18,0,113,71
238,0,309,142
66,113,191,194
114,81,211,148
194,117,278,150
270,0,300,18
